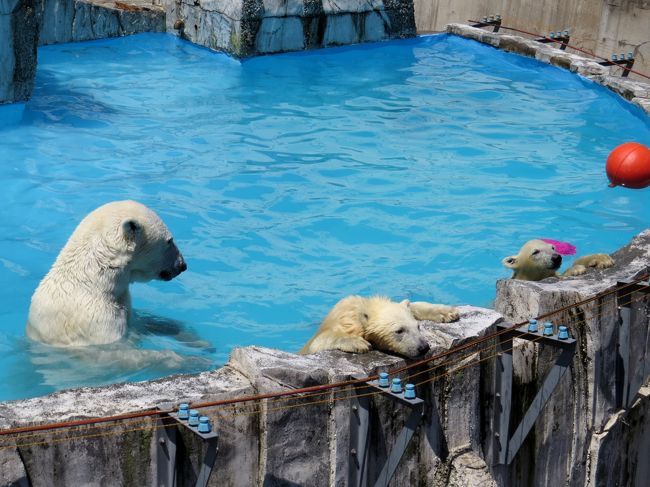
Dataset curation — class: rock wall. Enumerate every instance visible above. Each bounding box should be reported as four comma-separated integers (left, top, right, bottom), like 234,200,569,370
0,0,41,104
38,0,165,45
164,0,417,57
414,0,650,82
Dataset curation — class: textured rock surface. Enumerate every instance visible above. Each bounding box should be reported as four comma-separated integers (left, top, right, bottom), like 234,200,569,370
447,23,650,116
0,0,41,104
492,229,650,486
38,0,165,45
165,0,416,57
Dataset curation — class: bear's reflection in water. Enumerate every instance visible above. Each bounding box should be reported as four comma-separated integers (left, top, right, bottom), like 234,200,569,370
28,311,216,389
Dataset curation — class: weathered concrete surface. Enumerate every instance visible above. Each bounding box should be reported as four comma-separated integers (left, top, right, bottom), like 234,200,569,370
0,0,41,104
0,447,29,487
164,0,416,57
0,305,501,486
415,0,650,82
493,229,650,486
447,23,650,117
38,0,165,45
588,386,650,487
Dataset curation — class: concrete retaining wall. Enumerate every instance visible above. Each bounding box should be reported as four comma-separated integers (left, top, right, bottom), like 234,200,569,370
414,0,650,82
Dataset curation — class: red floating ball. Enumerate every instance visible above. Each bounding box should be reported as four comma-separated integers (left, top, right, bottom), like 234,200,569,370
606,142,650,189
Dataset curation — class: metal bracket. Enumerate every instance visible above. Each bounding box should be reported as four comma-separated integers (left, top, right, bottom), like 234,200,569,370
349,377,425,487
598,58,635,77
493,323,576,465
616,280,650,409
535,33,570,50
155,405,219,487
471,16,502,32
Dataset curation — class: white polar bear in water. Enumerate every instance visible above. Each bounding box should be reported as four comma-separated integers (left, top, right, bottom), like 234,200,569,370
26,200,187,346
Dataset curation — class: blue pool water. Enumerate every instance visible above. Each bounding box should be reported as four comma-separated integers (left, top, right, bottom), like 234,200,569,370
1,33,649,401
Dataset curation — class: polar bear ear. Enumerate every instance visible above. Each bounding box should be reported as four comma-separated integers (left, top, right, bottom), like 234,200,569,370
502,255,519,269
121,219,142,247
399,299,411,308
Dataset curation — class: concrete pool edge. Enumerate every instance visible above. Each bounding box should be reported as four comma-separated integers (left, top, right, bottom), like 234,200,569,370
2,229,650,485
447,23,650,117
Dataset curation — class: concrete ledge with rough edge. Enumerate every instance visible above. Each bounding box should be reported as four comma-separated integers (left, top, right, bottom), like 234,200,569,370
0,305,501,486
446,23,650,117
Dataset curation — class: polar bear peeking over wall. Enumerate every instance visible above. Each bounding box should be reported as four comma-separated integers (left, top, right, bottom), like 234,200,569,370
502,239,614,281
26,201,187,346
300,296,459,357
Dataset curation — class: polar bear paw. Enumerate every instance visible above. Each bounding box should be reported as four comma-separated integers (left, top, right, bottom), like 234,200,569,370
563,264,586,277
585,254,615,269
410,302,460,323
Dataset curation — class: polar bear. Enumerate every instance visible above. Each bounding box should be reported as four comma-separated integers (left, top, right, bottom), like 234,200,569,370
502,239,614,281
26,200,187,346
299,296,459,357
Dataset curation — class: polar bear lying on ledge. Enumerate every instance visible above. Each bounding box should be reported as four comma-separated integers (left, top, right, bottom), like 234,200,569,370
299,296,459,357
26,200,187,347
502,239,614,281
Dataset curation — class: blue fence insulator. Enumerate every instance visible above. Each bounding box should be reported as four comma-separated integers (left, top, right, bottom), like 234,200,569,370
628,52,634,60
189,409,200,427
404,384,416,399
391,378,403,394
378,372,390,388
612,54,618,61
178,403,189,420
198,416,211,433
558,326,569,340
543,322,554,336
528,319,538,333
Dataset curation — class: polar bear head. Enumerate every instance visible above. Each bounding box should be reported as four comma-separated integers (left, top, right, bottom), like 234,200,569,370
502,239,562,281
68,200,187,284
365,298,430,358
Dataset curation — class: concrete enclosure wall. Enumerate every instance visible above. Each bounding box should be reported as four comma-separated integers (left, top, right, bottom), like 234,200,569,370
414,0,650,81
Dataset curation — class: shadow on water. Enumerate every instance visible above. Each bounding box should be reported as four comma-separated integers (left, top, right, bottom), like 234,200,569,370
12,68,119,129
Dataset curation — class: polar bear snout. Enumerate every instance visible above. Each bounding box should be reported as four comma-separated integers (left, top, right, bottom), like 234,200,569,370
159,254,187,281
417,341,430,356
551,253,562,269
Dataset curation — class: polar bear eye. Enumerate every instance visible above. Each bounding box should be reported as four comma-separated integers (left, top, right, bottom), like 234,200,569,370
395,328,405,335
532,249,540,255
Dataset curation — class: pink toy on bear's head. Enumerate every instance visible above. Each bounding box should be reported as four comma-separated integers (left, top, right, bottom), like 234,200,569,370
541,238,576,256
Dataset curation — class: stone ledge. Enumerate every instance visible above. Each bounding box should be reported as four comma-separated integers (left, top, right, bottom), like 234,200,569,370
446,23,650,116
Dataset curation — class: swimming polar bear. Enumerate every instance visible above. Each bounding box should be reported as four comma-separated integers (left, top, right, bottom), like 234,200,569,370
26,200,187,346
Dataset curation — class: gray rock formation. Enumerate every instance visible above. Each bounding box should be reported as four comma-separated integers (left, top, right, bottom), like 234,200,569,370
38,0,165,45
0,0,41,104
165,0,417,57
